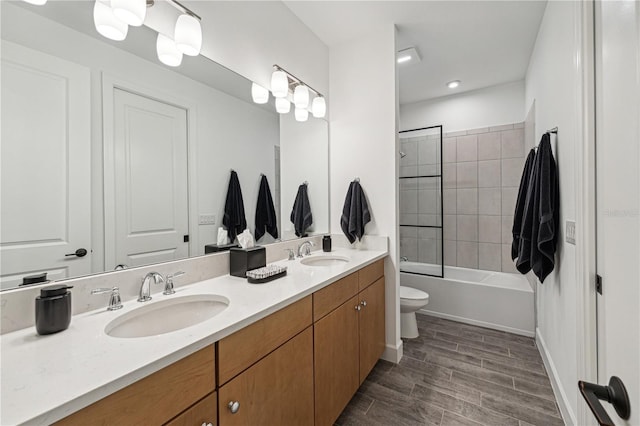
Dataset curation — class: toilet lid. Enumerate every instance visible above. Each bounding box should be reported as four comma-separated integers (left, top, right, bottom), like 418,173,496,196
400,286,429,300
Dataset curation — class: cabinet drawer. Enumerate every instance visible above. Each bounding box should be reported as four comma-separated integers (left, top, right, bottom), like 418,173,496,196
313,272,358,321
165,392,217,426
358,259,384,291
56,345,215,426
218,296,312,385
219,327,314,426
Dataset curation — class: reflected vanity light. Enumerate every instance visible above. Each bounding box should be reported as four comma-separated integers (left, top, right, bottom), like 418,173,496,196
93,0,128,42
156,33,183,67
295,107,309,122
293,85,310,109
271,70,289,98
111,0,146,27
22,0,47,5
312,96,326,118
251,83,270,104
174,13,202,56
447,80,461,89
276,98,291,114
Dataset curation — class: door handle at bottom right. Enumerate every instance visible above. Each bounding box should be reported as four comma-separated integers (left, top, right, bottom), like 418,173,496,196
579,376,630,426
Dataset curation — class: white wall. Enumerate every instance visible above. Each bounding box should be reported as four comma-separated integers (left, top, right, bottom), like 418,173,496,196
524,2,580,424
2,4,280,267
280,114,330,240
400,81,525,133
329,25,401,361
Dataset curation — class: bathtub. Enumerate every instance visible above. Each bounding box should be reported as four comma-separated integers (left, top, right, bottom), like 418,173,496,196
400,262,534,337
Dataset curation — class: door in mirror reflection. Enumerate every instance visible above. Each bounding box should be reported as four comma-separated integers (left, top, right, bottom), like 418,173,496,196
0,42,92,289
108,88,189,269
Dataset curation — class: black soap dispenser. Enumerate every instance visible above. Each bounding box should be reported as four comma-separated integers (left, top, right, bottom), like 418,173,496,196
35,285,73,335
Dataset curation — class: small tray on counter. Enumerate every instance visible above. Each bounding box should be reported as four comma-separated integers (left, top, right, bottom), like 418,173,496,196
246,265,287,284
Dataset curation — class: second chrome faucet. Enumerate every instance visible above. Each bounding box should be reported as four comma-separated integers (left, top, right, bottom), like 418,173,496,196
138,272,165,302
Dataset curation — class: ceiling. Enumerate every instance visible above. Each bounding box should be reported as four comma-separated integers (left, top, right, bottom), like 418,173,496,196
283,1,546,104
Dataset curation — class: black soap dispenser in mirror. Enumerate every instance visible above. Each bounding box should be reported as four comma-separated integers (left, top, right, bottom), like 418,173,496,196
323,235,332,252
35,285,73,335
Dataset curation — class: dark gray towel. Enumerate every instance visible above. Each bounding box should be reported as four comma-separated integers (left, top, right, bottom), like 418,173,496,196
532,135,559,282
290,183,312,237
516,141,542,274
223,170,246,243
255,175,278,240
512,149,536,260
340,181,371,244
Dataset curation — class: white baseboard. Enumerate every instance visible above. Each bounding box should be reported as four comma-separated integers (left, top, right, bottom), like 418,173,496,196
381,339,403,363
536,328,576,426
419,309,535,338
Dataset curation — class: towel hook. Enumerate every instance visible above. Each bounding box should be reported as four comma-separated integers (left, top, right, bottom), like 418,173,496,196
303,181,308,186
354,177,360,182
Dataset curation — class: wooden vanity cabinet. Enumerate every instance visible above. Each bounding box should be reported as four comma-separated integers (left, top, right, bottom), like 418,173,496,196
314,259,386,426
165,392,217,426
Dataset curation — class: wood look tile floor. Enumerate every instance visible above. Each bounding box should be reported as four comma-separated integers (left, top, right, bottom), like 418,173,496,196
336,314,565,426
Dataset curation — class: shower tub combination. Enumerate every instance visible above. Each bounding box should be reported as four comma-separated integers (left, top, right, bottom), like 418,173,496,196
401,262,534,337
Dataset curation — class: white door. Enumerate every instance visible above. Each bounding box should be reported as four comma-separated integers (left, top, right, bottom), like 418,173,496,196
0,42,91,289
106,88,189,269
592,2,640,424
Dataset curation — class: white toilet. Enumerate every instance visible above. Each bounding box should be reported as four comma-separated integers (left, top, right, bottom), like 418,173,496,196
400,286,430,339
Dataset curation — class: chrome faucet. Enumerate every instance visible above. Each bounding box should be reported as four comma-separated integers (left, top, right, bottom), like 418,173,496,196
400,256,408,262
138,272,165,302
297,241,315,258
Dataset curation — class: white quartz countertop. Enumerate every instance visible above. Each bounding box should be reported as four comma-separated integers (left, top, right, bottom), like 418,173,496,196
1,248,387,425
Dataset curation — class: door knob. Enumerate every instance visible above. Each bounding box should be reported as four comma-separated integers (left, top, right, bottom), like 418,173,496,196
65,248,88,257
355,305,361,311
228,400,240,414
579,376,630,426
360,300,367,307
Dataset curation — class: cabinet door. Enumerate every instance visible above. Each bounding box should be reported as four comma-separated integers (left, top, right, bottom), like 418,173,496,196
359,277,386,384
218,327,313,426
314,296,360,426
165,392,216,426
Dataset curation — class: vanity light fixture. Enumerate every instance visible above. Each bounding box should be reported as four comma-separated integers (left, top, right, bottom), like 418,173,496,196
271,70,289,98
447,80,461,89
21,0,47,5
312,96,326,118
293,85,310,109
295,107,309,122
156,33,183,67
111,0,147,27
174,13,202,56
93,0,128,42
251,83,270,104
276,98,291,114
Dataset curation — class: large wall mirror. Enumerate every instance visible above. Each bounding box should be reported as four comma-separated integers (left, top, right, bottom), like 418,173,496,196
0,1,329,290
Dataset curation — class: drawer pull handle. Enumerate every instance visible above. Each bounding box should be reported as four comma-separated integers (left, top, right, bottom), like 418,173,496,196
202,423,213,426
360,300,367,307
228,400,240,414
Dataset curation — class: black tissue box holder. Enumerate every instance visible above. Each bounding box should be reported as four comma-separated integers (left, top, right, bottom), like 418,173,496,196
230,246,266,278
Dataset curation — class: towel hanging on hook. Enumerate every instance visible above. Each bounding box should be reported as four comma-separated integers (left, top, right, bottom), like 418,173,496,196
354,177,360,183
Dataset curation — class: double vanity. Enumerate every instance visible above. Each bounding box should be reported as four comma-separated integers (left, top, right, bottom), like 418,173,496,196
1,245,387,425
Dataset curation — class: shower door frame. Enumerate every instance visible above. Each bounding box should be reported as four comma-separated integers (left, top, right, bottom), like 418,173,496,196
398,124,444,278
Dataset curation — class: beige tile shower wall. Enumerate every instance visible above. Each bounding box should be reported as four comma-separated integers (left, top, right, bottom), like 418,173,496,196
442,123,525,272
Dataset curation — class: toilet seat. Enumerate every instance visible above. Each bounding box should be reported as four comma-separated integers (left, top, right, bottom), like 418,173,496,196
400,286,429,302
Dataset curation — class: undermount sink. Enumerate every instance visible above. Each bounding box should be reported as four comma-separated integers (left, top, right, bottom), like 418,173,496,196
105,294,229,338
300,255,350,267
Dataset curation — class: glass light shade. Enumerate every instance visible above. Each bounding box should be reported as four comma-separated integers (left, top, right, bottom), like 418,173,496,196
22,0,47,5
156,33,183,67
312,96,326,118
271,70,289,98
295,107,309,122
293,85,310,108
275,98,291,114
94,0,128,42
251,83,269,104
111,0,146,27
174,14,202,56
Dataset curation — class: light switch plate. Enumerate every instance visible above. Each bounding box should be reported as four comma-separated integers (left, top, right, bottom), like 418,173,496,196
565,220,576,245
199,214,216,225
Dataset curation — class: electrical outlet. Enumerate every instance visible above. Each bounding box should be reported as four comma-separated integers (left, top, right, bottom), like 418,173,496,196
565,220,576,245
199,214,216,225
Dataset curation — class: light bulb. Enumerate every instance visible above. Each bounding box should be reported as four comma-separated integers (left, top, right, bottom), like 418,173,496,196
93,0,128,42
312,97,326,118
251,83,269,104
174,14,202,56
276,98,291,114
111,0,146,27
22,0,47,5
271,70,288,98
447,80,461,89
156,33,183,67
293,85,310,109
295,107,308,122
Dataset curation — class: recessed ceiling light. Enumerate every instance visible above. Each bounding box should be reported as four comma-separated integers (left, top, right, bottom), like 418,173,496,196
396,47,421,65
447,80,461,89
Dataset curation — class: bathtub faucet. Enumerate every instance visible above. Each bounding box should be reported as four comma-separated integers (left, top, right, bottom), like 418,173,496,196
400,256,408,262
